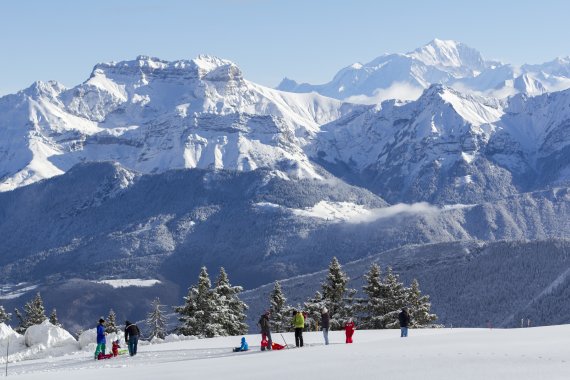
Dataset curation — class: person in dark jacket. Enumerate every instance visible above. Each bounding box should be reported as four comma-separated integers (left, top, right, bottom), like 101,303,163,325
321,308,330,345
124,320,141,356
94,318,106,360
258,311,272,351
399,308,410,337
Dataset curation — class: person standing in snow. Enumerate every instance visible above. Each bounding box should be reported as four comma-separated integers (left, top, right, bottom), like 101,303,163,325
344,318,355,343
124,320,141,356
293,309,304,347
258,310,273,351
321,308,330,345
94,318,107,360
399,308,410,337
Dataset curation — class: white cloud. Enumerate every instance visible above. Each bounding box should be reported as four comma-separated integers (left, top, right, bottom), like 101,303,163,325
344,82,424,105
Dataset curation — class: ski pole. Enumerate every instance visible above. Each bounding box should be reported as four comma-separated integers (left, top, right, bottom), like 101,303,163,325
280,333,289,348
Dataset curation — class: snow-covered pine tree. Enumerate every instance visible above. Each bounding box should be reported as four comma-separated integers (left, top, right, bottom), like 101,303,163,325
303,291,326,331
269,281,292,333
406,279,437,327
106,309,118,334
214,267,248,336
146,297,167,339
23,292,47,326
381,267,407,328
175,267,224,338
360,263,390,329
320,257,357,330
49,308,62,327
0,305,11,324
14,308,26,333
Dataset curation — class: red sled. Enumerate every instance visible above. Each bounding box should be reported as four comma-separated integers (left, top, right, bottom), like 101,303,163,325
98,352,114,360
271,342,285,350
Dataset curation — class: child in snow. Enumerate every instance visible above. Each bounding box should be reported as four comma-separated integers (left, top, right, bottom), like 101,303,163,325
345,318,355,343
112,340,121,357
233,337,249,352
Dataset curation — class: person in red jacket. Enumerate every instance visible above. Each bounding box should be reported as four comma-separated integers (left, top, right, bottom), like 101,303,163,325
345,318,356,343
112,340,121,357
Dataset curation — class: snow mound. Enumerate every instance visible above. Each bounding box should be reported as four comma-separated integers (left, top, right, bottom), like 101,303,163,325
1,321,78,364
24,320,77,349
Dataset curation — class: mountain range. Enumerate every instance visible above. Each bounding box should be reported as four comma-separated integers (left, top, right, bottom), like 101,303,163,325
0,40,569,331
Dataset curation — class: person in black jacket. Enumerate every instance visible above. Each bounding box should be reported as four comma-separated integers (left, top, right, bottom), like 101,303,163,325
125,320,141,356
398,308,410,338
258,311,272,351
321,308,330,345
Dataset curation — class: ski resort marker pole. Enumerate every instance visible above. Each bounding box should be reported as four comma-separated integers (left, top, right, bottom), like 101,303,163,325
5,337,8,377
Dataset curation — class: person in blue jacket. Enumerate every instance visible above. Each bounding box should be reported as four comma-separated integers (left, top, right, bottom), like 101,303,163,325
233,337,249,352
94,318,107,359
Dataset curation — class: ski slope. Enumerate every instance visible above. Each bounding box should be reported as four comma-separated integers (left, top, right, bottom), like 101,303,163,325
5,326,570,380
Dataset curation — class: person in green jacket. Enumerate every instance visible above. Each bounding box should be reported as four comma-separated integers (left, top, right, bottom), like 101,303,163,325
292,309,305,347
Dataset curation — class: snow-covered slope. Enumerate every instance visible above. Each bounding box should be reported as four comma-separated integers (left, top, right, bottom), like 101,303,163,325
0,55,359,191
5,325,570,380
312,84,570,203
278,39,570,102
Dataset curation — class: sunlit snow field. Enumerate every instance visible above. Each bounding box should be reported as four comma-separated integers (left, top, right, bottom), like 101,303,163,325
5,325,570,380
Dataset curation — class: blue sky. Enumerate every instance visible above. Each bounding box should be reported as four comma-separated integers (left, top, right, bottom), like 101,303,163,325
1,0,569,95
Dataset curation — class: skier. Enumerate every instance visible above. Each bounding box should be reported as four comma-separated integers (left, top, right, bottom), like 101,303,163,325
345,318,355,343
321,307,330,345
399,308,410,337
124,320,141,356
293,309,304,347
258,310,272,351
94,318,106,360
233,337,249,352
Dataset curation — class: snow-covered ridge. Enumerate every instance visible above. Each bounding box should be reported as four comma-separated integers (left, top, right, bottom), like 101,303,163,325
0,55,358,191
278,38,570,102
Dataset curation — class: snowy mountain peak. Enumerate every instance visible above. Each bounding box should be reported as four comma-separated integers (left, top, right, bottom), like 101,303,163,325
21,80,67,100
409,39,487,73
89,55,242,83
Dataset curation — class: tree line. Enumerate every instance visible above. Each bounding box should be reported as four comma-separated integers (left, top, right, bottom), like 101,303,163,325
268,257,437,332
1,258,436,338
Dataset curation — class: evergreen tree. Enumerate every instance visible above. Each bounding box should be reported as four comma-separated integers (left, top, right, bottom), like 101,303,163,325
303,291,326,331
175,267,224,338
214,267,248,336
105,309,118,334
380,267,407,328
406,279,437,327
146,297,167,339
320,257,356,330
0,305,11,324
23,292,47,326
14,308,26,333
360,263,390,329
49,308,62,327
269,281,293,333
